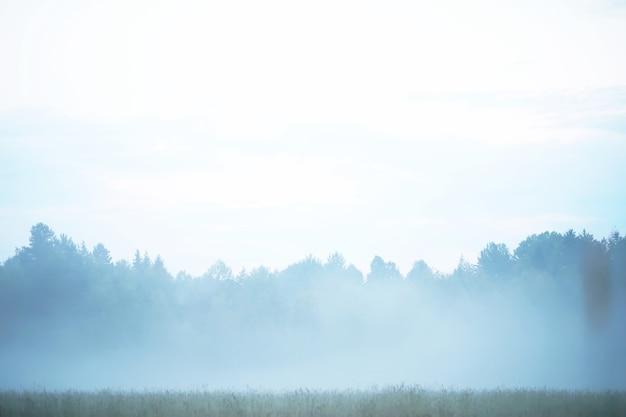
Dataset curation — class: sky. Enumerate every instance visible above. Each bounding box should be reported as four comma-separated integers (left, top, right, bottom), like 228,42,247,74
1,0,625,277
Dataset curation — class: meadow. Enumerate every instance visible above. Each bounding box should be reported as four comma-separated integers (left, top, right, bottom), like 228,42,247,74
1,386,625,417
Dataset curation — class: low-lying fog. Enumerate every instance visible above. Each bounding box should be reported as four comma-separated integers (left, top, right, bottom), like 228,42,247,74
2,269,624,392
1,227,625,392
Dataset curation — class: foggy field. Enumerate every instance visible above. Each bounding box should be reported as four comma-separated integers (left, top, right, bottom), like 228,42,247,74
1,225,626,393
2,0,626,413
1,386,625,417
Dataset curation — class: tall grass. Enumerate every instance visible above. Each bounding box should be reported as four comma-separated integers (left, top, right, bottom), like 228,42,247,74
1,386,624,417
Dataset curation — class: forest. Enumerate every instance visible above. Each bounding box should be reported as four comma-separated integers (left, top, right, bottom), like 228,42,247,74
1,223,625,391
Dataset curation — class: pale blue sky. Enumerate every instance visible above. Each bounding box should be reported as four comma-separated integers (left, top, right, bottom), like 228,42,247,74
1,0,625,276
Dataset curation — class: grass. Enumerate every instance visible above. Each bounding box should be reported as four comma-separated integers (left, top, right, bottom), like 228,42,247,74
0,386,625,417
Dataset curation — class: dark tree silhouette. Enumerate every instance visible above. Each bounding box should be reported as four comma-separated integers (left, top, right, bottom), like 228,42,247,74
23,222,57,264
514,231,565,276
93,243,112,266
1,221,624,384
478,242,513,278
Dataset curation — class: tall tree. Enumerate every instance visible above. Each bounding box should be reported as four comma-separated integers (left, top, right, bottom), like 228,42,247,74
452,255,476,280
477,242,513,278
23,223,57,263
93,243,112,266
406,259,434,281
608,230,626,288
367,255,401,281
204,260,233,281
132,249,143,270
325,251,346,272
514,231,565,276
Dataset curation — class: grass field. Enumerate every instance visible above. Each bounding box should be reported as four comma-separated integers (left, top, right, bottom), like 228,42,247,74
1,386,625,417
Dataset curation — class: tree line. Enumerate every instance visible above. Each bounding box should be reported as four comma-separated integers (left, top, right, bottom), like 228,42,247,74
0,223,624,355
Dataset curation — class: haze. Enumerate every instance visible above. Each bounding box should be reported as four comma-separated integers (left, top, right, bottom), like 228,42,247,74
1,225,625,391
1,0,625,393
